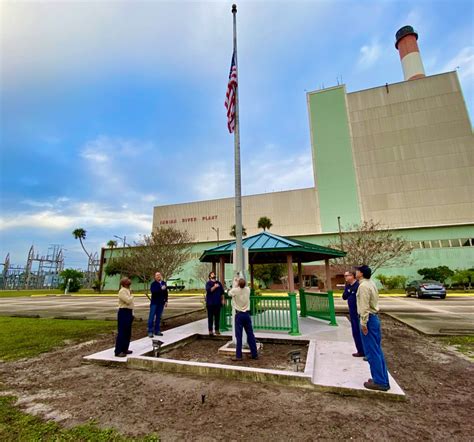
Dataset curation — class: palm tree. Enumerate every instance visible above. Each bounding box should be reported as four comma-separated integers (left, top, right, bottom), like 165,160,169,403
72,228,91,260
229,224,247,238
257,216,273,231
107,240,118,249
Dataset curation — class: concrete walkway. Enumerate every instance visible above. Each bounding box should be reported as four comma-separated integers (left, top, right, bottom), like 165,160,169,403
84,315,405,400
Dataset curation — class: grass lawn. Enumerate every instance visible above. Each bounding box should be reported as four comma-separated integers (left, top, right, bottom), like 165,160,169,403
0,317,116,361
0,396,158,441
439,335,474,359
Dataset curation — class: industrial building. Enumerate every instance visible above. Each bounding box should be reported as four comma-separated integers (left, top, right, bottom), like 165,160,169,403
102,26,474,290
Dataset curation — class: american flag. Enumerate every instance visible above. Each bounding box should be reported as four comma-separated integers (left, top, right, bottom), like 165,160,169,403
225,51,237,133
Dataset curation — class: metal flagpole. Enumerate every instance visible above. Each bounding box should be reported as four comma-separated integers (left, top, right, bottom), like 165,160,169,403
232,4,245,281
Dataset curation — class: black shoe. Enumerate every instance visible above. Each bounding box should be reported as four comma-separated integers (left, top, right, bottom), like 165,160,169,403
250,356,259,360
352,352,364,357
156,332,163,336
148,332,154,338
231,357,243,362
364,380,389,391
115,352,127,358
126,350,133,354
209,331,214,336
363,356,368,361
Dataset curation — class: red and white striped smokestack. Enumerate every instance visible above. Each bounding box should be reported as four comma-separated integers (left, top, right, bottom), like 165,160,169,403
395,25,426,81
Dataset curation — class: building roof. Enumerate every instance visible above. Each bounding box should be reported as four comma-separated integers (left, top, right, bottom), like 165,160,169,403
199,231,345,264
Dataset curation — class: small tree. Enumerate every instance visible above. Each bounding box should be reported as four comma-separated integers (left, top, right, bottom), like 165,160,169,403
328,220,413,274
450,268,474,290
376,274,408,290
120,227,193,293
194,262,213,287
72,228,92,261
417,266,454,283
59,269,83,292
253,264,285,288
257,217,273,231
229,224,247,238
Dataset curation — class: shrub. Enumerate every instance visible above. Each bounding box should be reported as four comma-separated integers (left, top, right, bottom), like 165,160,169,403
59,269,83,292
376,274,408,289
417,266,454,283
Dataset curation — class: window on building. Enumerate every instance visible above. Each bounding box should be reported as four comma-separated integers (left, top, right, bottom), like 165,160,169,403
440,240,451,248
421,241,431,249
461,238,471,247
431,240,441,248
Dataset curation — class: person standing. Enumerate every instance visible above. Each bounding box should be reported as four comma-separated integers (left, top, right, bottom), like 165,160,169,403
228,278,258,361
148,272,168,338
356,265,390,391
114,277,134,357
343,270,365,358
205,271,225,336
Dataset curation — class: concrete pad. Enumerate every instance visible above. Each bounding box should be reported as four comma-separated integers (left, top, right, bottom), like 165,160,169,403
387,312,474,336
84,314,405,399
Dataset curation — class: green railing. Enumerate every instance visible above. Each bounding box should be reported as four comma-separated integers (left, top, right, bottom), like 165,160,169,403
299,288,337,326
219,291,300,336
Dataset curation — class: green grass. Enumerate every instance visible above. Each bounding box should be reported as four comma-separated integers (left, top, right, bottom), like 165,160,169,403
0,396,158,441
440,335,474,359
0,317,117,361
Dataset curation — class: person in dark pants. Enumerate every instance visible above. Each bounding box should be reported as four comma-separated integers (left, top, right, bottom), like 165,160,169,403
228,278,258,361
205,271,225,336
356,265,390,392
114,277,134,357
343,270,365,357
148,272,168,338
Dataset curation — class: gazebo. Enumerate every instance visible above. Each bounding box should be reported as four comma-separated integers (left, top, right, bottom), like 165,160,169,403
199,231,346,291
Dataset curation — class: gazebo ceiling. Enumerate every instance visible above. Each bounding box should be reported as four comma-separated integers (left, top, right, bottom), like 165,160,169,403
199,231,345,264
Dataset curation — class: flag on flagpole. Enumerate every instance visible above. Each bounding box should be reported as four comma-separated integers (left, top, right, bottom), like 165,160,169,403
225,50,238,133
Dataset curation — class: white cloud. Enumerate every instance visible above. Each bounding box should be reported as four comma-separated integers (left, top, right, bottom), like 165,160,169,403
442,46,474,80
357,40,383,70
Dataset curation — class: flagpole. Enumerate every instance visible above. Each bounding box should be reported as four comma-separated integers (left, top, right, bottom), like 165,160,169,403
232,3,245,280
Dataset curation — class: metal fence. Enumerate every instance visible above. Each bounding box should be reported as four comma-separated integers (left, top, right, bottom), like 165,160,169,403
299,288,337,326
219,291,300,335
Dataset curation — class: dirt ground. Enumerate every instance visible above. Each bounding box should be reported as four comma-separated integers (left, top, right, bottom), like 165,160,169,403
160,337,308,372
1,312,473,441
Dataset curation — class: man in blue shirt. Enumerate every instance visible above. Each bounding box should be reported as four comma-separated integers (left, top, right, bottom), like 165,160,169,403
148,272,168,338
205,271,224,336
343,270,365,357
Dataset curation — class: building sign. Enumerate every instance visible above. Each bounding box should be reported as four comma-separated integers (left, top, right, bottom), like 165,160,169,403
159,215,218,225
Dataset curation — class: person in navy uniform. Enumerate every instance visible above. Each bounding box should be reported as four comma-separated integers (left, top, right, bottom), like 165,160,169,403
148,272,168,338
343,270,365,358
205,271,225,336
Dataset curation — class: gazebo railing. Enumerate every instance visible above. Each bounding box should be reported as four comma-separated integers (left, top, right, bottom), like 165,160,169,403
299,288,337,326
219,292,300,335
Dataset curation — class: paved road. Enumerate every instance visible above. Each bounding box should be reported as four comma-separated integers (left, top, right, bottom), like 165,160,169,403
0,295,205,321
0,295,472,335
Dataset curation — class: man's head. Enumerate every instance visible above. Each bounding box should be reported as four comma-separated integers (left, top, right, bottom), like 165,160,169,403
120,277,132,288
344,270,356,284
209,272,216,280
238,278,246,289
355,265,372,280
154,272,162,281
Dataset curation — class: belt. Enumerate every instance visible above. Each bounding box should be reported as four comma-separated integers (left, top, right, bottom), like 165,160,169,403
236,310,250,314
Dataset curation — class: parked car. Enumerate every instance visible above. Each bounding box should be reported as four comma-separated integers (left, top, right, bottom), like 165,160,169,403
405,280,446,299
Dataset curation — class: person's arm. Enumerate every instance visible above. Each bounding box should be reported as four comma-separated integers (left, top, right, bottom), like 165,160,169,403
228,288,236,298
358,284,371,331
342,286,349,300
163,282,168,304
118,288,133,305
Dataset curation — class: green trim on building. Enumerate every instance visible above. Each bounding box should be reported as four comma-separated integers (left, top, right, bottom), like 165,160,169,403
307,86,361,232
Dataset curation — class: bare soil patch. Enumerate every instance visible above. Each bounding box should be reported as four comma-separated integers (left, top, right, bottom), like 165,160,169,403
1,313,473,441
157,336,308,372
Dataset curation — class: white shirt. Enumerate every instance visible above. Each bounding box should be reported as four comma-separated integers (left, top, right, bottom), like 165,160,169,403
228,286,250,312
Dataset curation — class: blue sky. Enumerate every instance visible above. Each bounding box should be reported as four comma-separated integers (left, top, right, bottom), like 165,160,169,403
1,0,473,269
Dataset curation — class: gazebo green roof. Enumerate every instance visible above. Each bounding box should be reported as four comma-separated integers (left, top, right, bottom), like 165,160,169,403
199,231,345,264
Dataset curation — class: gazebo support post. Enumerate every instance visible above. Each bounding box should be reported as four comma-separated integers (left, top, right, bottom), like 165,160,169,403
250,263,254,291
287,254,294,293
297,261,302,289
212,261,216,275
219,257,225,283
324,258,332,291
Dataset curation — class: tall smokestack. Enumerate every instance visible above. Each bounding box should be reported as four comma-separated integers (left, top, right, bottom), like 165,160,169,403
395,25,426,81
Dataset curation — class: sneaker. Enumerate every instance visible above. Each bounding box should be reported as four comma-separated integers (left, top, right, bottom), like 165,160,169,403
352,352,364,357
250,355,259,360
231,357,243,362
115,352,127,358
126,350,133,354
148,332,154,338
156,332,163,336
364,380,389,391
215,331,221,336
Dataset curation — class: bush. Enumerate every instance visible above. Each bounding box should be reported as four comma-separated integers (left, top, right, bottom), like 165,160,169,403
417,266,454,283
450,268,474,290
376,274,408,289
59,269,83,292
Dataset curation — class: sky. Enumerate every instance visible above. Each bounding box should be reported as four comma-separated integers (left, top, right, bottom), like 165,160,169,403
0,0,473,270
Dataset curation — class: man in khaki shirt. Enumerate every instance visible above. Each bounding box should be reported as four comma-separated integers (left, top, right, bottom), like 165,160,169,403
114,277,134,357
356,265,390,391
